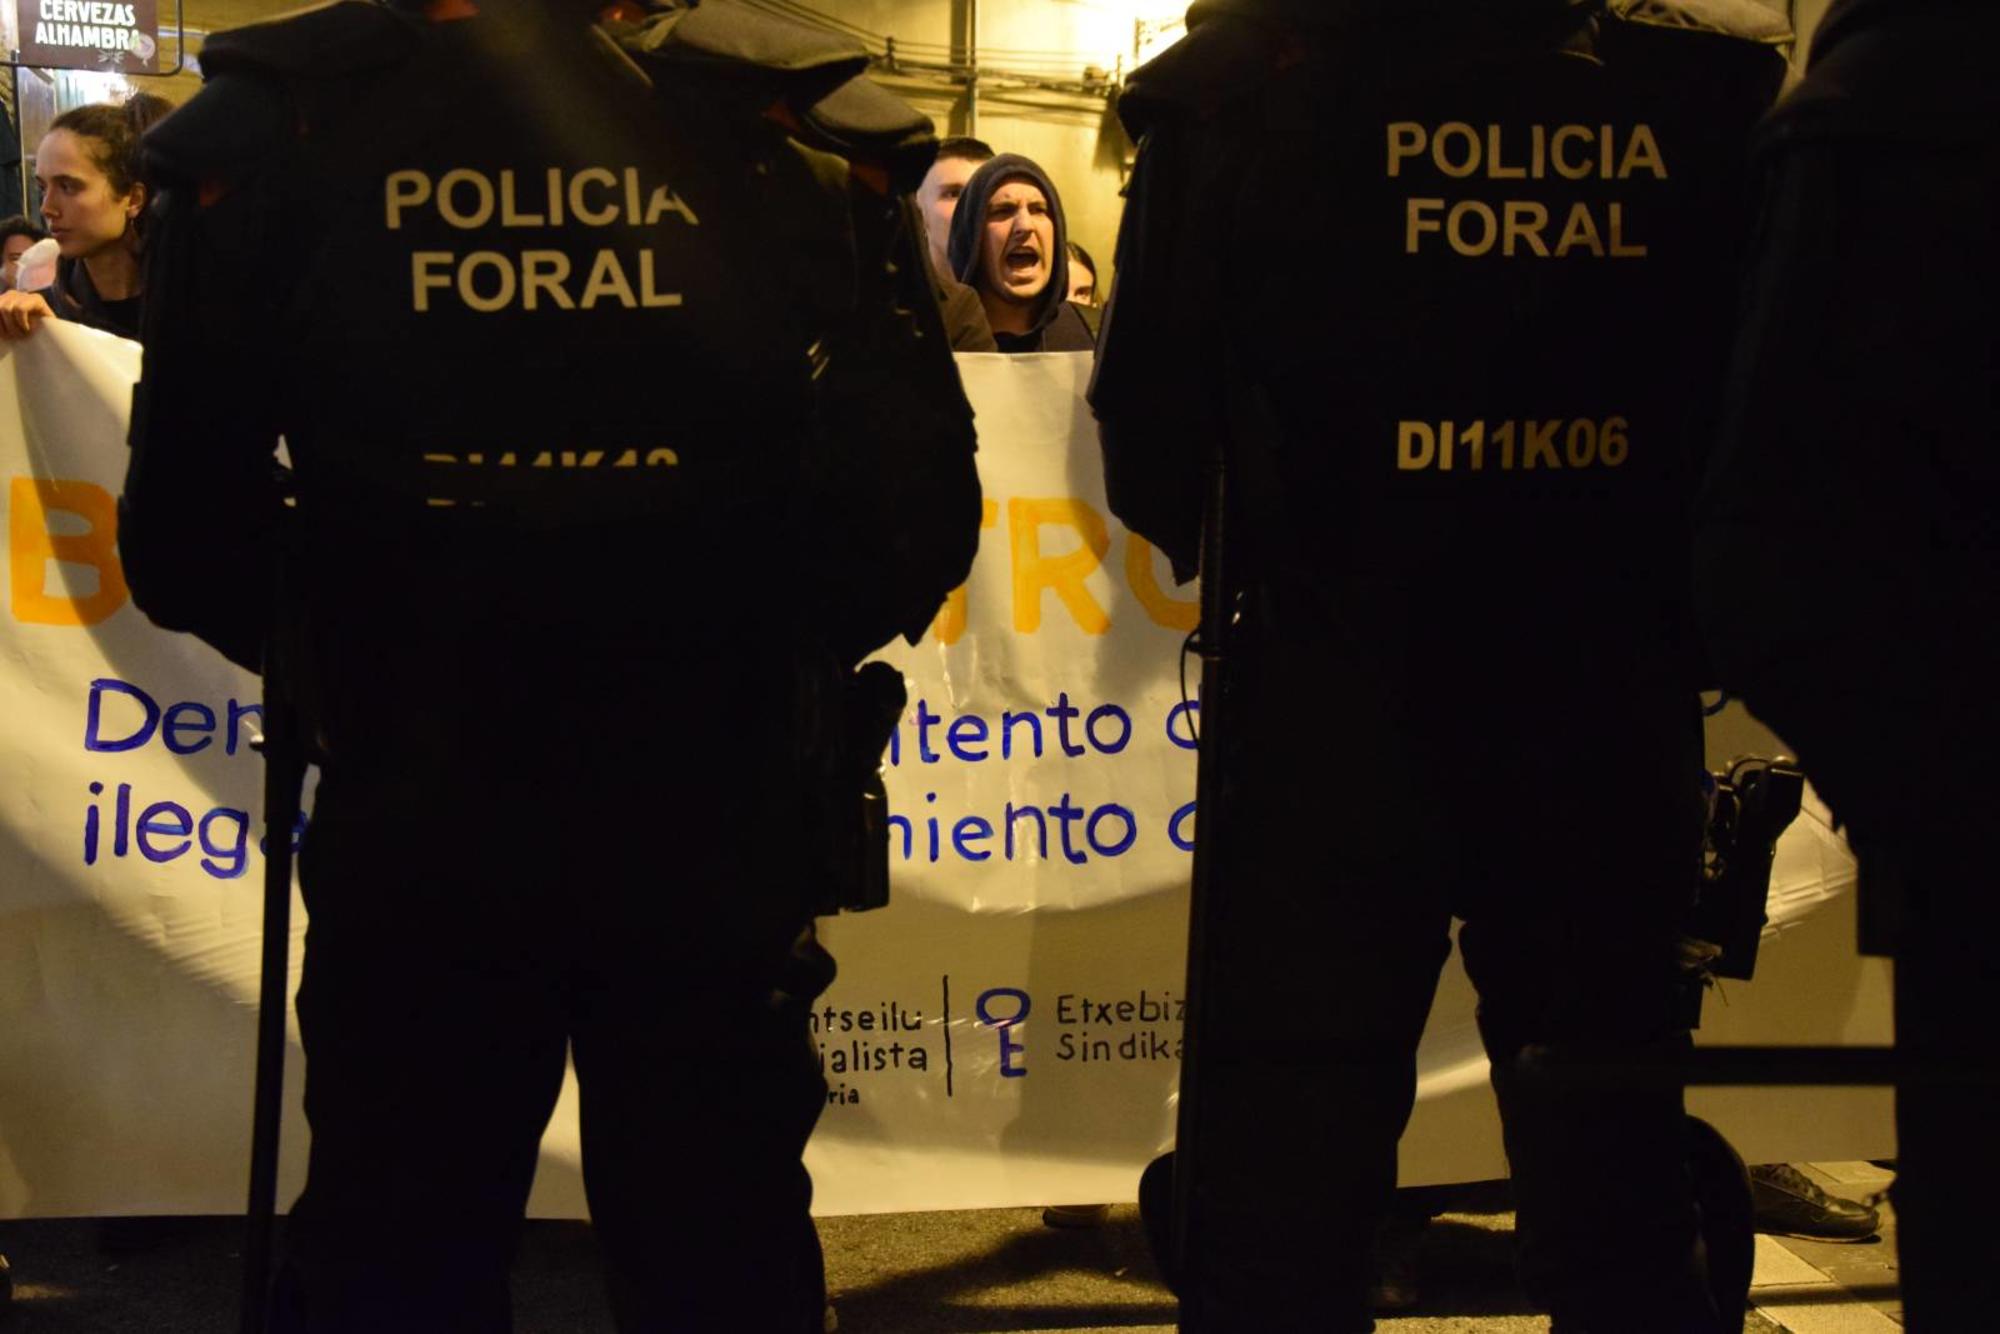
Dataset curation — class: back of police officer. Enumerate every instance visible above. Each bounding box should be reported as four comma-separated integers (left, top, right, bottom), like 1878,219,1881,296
118,2,979,1330
1094,3,1784,1330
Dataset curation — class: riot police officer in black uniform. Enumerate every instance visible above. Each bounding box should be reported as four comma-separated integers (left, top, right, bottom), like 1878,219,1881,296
1093,2,1784,1330
1696,0,2000,1324
119,2,980,1330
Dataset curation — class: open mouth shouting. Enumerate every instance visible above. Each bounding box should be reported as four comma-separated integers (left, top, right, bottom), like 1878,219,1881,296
1002,239,1045,290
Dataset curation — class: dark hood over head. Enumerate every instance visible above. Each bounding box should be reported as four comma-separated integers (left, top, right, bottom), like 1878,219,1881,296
946,152,1072,336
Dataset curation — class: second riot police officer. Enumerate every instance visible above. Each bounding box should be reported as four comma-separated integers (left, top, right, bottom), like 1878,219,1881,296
119,1,981,1330
1094,2,1786,1330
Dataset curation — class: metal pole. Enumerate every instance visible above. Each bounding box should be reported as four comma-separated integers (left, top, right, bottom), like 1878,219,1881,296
241,674,305,1334
1528,1044,1999,1089
964,0,979,136
13,68,24,220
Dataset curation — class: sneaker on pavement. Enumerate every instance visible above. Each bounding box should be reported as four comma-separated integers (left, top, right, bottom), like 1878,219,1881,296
1748,1163,1880,1242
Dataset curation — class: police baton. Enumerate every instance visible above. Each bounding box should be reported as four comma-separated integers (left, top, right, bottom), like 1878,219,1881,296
1166,426,1237,1302
241,649,306,1334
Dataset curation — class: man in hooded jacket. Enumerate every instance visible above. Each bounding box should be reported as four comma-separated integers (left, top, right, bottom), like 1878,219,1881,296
947,152,1095,352
1092,1,1787,1330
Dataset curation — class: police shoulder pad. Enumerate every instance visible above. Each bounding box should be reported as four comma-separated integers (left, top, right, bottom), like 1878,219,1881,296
1607,0,1793,44
144,71,295,188
195,0,419,81
1118,15,1285,139
794,75,937,195
618,0,871,111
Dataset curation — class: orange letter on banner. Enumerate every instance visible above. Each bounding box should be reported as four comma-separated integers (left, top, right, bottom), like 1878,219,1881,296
10,478,129,626
932,499,1000,646
1009,498,1110,635
1125,534,1198,633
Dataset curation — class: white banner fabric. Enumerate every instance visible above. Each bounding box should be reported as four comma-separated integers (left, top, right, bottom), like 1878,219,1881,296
0,335,1890,1220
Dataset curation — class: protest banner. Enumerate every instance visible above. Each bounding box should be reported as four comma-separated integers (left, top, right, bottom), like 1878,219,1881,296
0,330,1890,1219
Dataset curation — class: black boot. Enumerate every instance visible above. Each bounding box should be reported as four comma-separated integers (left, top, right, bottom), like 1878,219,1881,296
1748,1164,1881,1242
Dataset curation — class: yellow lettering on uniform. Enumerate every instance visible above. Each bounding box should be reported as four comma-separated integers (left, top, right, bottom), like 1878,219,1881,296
520,251,575,311
1530,125,1547,178
613,449,640,467
530,452,554,468
569,168,619,226
1434,122,1480,178
1522,420,1560,469
1397,421,1436,471
644,186,701,227
1554,202,1605,257
457,252,516,313
932,498,1000,645
9,478,127,626
411,252,454,312
1406,198,1444,253
1486,125,1524,179
1386,122,1427,176
1460,420,1487,469
1608,202,1647,257
1601,416,1631,466
1565,419,1597,467
579,250,638,309
578,451,605,467
499,171,545,227
1551,125,1593,179
638,251,683,308
1447,200,1497,257
1620,124,1668,180
437,169,495,229
1009,498,1111,636
624,168,644,225
1495,419,1517,469
646,449,680,467
385,170,431,229
1503,200,1551,257
546,167,566,225
1437,421,1456,471
1125,533,1199,633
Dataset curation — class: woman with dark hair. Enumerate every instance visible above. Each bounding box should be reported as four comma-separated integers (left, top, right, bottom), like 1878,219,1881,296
0,93,172,341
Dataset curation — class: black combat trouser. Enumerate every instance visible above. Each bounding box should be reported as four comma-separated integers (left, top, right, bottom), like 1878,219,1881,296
1177,596,1716,1334
1885,842,2000,1330
273,747,829,1334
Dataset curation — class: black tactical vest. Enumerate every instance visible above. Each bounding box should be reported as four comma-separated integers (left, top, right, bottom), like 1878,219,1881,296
208,8,832,528
1267,10,1779,642
150,2,887,761
1105,2,1787,722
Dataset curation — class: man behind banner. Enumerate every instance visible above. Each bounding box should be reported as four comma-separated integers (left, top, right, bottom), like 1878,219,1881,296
117,2,979,1330
1092,2,1785,1331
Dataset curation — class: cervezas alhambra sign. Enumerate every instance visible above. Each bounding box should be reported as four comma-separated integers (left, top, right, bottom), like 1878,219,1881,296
10,2,160,73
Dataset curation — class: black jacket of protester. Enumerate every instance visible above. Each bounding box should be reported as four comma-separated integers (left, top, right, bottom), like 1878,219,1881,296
1693,0,2000,860
34,256,142,341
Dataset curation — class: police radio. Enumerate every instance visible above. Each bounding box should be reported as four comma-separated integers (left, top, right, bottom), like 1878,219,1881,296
1692,755,1806,982
797,657,905,916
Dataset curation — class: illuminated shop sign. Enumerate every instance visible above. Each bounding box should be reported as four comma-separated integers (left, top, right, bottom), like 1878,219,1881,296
11,1,159,73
